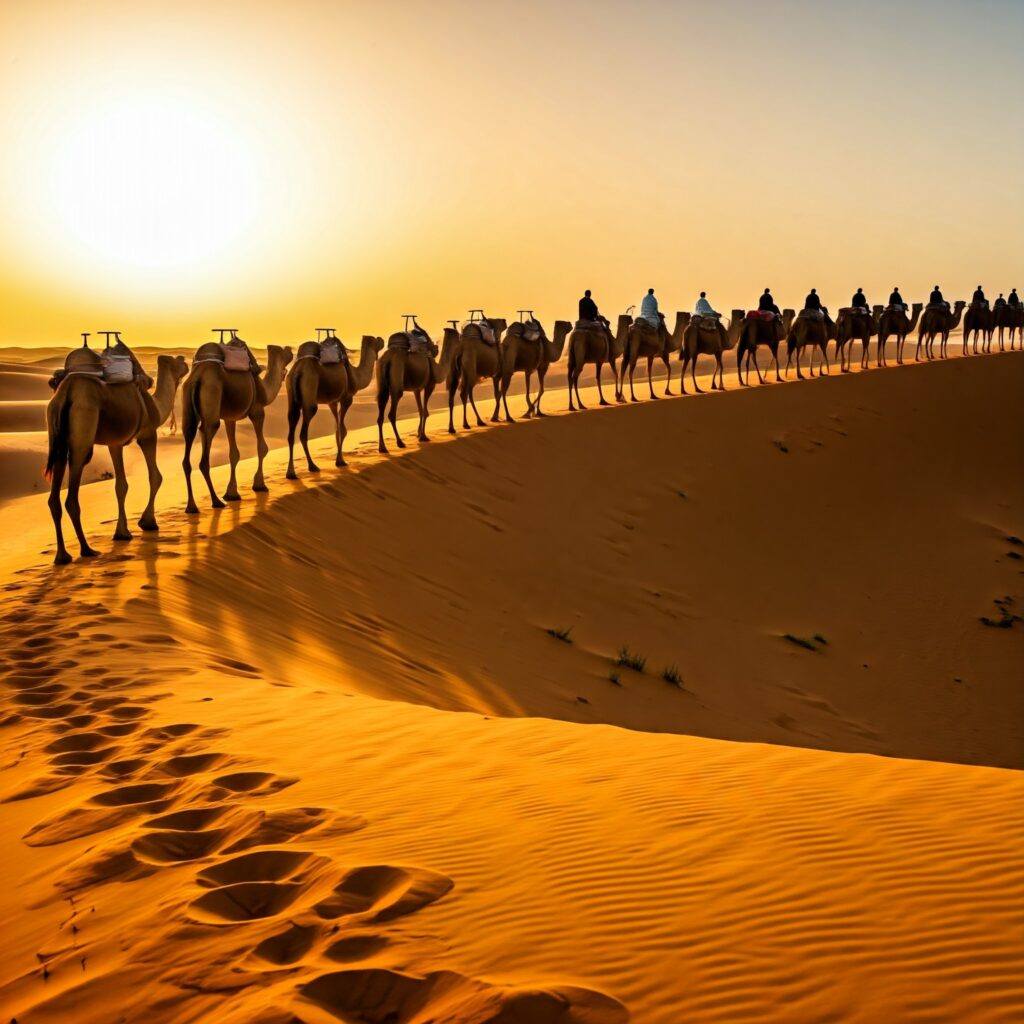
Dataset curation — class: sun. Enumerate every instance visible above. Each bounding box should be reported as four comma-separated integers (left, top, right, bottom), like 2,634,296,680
41,89,264,280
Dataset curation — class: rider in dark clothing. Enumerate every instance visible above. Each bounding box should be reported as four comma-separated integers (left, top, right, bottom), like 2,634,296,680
994,293,1007,309
930,285,945,305
972,285,987,306
578,290,599,321
888,288,905,307
851,288,868,310
804,289,821,311
1009,289,1020,309
758,288,780,315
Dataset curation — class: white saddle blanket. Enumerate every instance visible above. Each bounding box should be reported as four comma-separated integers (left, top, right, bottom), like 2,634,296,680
100,352,134,383
522,322,542,343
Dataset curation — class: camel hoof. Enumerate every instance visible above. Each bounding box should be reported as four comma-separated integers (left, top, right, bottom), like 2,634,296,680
307,464,320,474
599,399,610,407
397,440,407,449
286,470,298,481
113,529,132,542
138,518,158,532
448,427,456,435
212,498,226,510
185,503,199,515
419,435,431,443
535,410,546,418
54,551,73,566
222,492,241,502
335,458,347,468
80,546,99,559
252,483,269,493
378,445,388,455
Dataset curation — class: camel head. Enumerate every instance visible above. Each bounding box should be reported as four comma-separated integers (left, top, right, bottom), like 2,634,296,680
157,353,190,385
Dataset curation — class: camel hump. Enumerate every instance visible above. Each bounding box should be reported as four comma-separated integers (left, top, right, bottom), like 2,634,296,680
194,341,226,362
63,348,103,373
296,340,321,361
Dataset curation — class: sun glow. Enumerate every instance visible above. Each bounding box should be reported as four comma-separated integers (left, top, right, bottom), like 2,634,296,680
42,90,263,278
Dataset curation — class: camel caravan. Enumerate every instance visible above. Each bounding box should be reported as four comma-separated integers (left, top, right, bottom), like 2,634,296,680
42,283,1020,563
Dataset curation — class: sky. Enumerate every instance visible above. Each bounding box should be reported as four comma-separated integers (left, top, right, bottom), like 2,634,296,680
1,0,1022,347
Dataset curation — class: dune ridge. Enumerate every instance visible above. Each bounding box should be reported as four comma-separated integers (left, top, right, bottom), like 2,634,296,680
1,353,1023,1022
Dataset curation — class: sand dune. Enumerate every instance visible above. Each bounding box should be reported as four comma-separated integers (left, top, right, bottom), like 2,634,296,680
1,352,1022,1023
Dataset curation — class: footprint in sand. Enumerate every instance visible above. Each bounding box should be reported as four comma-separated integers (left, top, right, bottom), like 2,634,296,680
207,771,298,798
300,967,628,1024
312,864,454,923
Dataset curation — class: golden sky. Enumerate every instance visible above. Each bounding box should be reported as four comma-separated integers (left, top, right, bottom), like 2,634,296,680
2,0,1021,347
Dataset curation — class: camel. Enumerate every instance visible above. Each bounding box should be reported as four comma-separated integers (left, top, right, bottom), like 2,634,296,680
877,303,923,366
45,348,188,565
445,317,508,433
285,335,383,478
963,303,995,355
497,319,572,420
376,325,458,453
785,311,835,379
916,301,966,361
993,304,1021,352
619,312,688,401
736,309,795,385
679,311,743,392
834,307,877,372
566,314,630,410
181,342,293,513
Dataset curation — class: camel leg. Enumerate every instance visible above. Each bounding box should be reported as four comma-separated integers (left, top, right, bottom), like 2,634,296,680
182,389,201,514
136,431,162,531
662,354,673,396
285,393,301,479
65,443,99,559
223,420,242,501
250,409,270,492
334,399,351,467
679,354,688,395
716,353,726,390
878,336,886,368
692,353,703,393
751,348,764,385
419,383,433,441
376,391,389,454
490,376,502,423
389,389,404,449
535,369,547,416
772,346,782,382
468,385,486,427
447,374,458,435
575,369,586,410
647,356,657,400
300,401,319,473
862,336,870,370
504,371,517,422
596,361,609,406
196,417,224,509
47,447,71,565
110,445,132,541
628,357,639,402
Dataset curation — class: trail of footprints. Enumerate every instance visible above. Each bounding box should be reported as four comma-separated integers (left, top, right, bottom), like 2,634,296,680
2,568,626,1022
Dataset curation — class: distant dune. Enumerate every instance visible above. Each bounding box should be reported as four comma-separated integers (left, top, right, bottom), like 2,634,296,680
0,352,1021,1023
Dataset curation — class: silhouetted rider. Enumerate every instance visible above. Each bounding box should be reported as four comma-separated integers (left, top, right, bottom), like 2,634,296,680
804,289,822,311
851,288,868,310
888,288,905,307
758,288,780,315
1009,289,1020,309
972,285,987,307
930,285,945,305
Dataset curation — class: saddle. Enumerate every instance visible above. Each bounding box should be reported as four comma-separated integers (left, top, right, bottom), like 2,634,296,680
883,304,908,315
691,315,721,330
224,340,252,372
464,321,496,345
100,350,135,383
387,330,435,355
521,320,543,343
838,306,870,317
574,318,606,332
798,308,824,320
926,301,950,312
748,310,777,322
970,300,989,311
318,337,347,365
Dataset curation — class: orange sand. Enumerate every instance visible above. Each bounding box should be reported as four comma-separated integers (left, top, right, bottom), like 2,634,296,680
1,351,1022,1023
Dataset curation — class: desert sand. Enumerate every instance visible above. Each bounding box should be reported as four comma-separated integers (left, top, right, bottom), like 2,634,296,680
1,349,1022,1023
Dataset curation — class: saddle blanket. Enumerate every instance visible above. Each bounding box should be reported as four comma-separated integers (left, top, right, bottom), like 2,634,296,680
100,352,135,383
691,315,721,330
748,310,777,321
798,308,824,320
838,307,871,317
522,322,542,343
884,304,909,314
926,302,950,311
318,339,346,365
464,322,496,344
224,343,251,372
409,334,436,355
574,319,606,331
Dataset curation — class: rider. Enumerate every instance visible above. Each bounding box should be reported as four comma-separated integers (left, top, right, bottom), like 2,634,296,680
639,287,661,328
694,291,719,318
994,292,1007,310
851,288,869,311
929,284,947,307
972,285,987,307
1009,288,1020,309
758,288,780,316
804,288,822,311
888,287,906,309
578,289,610,327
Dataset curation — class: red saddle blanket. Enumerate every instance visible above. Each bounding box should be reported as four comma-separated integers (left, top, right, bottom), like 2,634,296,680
747,310,776,321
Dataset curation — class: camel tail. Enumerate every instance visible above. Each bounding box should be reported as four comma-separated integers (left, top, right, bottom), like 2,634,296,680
44,387,71,480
